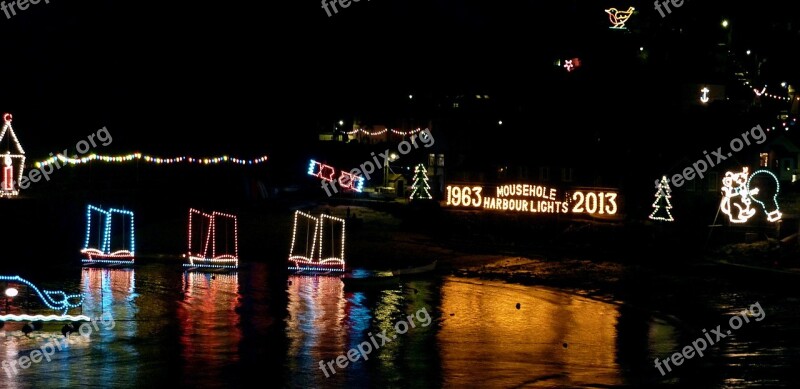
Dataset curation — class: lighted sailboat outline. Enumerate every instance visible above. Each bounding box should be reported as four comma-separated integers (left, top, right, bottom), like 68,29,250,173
81,205,135,265
184,208,238,269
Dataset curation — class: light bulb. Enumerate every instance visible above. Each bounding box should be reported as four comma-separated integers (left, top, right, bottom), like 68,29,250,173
748,170,782,222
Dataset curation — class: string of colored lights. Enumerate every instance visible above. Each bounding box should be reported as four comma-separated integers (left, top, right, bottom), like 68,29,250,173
345,128,427,136
0,275,84,315
33,153,268,168
186,208,239,268
750,85,799,102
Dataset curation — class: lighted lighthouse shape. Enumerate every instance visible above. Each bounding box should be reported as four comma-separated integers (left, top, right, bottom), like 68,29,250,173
0,113,26,197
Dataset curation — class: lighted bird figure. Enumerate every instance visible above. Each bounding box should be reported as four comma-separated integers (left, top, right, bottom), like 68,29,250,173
605,7,635,29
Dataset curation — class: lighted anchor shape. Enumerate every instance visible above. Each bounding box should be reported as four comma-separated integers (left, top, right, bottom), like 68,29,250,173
700,87,710,103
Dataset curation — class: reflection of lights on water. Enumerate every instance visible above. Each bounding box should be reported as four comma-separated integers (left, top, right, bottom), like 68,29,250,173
82,268,136,316
285,275,346,384
183,271,239,299
179,271,242,383
438,278,623,387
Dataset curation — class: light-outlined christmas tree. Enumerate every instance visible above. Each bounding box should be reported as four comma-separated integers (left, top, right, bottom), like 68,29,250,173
649,175,674,222
409,163,432,200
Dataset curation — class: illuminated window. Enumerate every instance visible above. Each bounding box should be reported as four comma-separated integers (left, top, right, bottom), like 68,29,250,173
539,167,550,181
561,168,573,182
428,154,435,168
437,154,445,167
453,102,459,108
708,172,719,192
760,153,769,167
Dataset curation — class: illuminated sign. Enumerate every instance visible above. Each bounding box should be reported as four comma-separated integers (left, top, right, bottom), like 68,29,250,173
307,159,365,192
444,184,619,217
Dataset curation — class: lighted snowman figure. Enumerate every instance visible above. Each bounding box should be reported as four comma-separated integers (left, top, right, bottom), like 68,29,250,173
2,153,12,191
747,170,782,222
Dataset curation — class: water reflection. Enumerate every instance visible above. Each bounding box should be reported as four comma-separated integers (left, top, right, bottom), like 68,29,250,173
285,275,347,387
437,278,622,387
178,271,241,386
284,274,441,387
0,268,142,388
81,268,137,320
282,275,651,387
0,263,753,388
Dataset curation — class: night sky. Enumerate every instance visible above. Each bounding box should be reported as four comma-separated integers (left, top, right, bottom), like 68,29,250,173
0,0,797,161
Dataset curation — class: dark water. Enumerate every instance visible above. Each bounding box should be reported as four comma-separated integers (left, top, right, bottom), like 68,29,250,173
0,262,797,388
